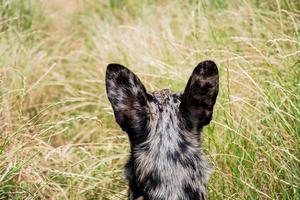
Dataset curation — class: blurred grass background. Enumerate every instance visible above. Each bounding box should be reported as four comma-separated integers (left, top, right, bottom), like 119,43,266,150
0,0,299,199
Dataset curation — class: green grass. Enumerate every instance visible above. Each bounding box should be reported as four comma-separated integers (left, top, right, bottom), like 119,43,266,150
0,0,299,199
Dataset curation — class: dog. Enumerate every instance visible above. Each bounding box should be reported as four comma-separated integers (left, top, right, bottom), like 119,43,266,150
105,60,219,200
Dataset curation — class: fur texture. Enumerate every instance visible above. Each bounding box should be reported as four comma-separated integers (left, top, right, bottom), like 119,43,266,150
105,61,219,200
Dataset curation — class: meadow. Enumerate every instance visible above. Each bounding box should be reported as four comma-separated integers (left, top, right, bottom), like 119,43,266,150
0,0,299,199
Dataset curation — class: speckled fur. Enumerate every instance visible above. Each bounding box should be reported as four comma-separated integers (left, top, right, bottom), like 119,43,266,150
105,61,219,200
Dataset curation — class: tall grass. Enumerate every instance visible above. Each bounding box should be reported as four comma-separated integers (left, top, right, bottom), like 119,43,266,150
0,0,299,199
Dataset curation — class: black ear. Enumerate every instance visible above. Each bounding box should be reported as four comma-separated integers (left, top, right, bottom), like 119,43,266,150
105,64,149,133
179,60,219,130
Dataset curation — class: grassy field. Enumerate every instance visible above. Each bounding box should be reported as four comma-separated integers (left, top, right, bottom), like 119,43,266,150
0,0,299,199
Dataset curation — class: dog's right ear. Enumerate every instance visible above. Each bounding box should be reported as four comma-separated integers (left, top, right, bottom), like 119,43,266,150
105,64,149,133
179,60,219,131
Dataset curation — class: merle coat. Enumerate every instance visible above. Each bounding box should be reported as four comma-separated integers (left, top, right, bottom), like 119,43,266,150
105,60,219,200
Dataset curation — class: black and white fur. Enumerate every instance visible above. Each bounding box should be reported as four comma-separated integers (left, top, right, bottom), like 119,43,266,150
105,61,219,200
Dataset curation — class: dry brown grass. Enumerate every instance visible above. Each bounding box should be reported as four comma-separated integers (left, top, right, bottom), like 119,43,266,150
0,0,299,199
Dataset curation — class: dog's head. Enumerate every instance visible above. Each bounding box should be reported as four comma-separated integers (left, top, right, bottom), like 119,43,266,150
105,61,218,147
105,61,219,199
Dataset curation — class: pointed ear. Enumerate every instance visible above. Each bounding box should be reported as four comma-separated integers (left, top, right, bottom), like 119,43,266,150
179,60,219,130
105,64,149,133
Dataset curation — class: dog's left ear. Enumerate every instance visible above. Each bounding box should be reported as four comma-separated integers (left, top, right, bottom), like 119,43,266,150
179,60,219,130
105,64,149,134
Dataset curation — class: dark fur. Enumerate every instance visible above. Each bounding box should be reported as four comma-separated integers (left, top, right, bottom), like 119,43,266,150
105,61,219,200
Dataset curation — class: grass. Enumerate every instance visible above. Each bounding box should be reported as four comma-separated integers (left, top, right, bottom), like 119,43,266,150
0,0,299,199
